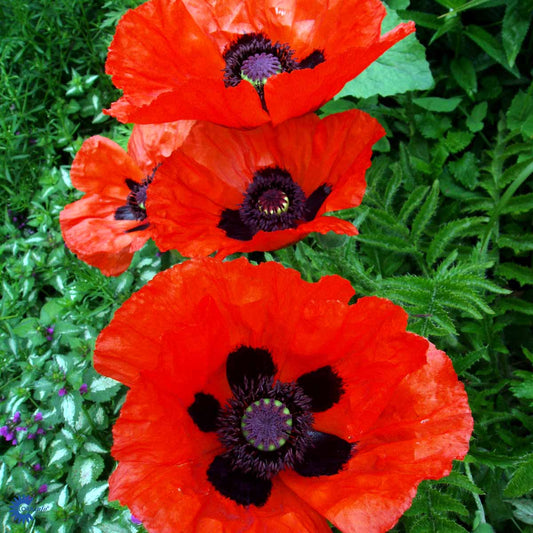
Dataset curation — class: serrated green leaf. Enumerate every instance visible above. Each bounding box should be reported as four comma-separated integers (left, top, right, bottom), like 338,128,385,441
454,347,488,375
413,96,463,112
465,25,520,77
429,488,469,516
444,130,474,153
510,372,533,401
416,113,452,139
448,152,480,190
502,0,533,68
466,102,488,133
451,56,477,96
496,263,533,286
336,10,433,99
356,234,416,254
411,180,439,241
495,298,533,316
436,471,485,494
427,217,487,264
497,234,533,253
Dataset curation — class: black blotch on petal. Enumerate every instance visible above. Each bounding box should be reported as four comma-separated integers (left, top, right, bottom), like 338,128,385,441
114,205,137,221
298,50,325,70
207,455,272,507
218,208,256,241
187,392,221,433
296,365,344,412
125,178,140,191
294,430,353,477
125,222,150,233
226,346,276,393
304,184,332,221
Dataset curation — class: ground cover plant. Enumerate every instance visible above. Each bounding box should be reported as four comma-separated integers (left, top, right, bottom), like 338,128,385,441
0,0,532,531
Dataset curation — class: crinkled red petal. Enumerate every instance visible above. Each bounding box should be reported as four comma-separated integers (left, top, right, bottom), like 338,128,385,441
59,195,150,276
69,136,142,198
281,344,473,533
127,121,195,175
94,258,354,387
105,0,414,127
148,110,383,257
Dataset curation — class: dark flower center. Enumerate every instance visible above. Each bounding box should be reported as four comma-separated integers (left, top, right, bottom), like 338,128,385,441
114,165,160,233
187,346,353,507
223,33,325,112
218,167,332,241
241,398,293,451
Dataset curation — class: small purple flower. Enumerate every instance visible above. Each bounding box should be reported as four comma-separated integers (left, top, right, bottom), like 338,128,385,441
0,426,9,437
33,463,42,471
36,428,45,435
46,326,55,342
13,411,21,424
130,515,142,525
34,412,43,422
58,388,67,397
38,484,48,493
79,384,88,395
12,439,18,446
15,426,27,432
27,433,36,440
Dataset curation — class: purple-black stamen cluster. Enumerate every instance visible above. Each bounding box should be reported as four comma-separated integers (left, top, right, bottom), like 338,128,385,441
114,165,160,232
223,33,325,112
187,346,353,507
218,166,332,241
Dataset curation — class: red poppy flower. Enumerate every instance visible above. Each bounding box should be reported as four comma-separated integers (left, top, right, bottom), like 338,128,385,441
59,121,194,276
147,110,384,259
105,0,415,128
94,258,473,533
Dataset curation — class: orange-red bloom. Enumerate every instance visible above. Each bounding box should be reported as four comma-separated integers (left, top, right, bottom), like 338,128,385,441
60,121,193,276
147,110,384,259
94,258,473,533
105,0,415,128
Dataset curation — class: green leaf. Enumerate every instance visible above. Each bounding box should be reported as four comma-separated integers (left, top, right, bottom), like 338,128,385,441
507,91,533,137
70,455,105,490
444,130,474,153
413,96,463,112
79,481,108,511
510,372,533,401
464,25,520,77
448,152,480,190
411,180,439,241
466,102,488,133
12,317,40,337
504,457,533,497
497,234,533,253
336,9,433,99
496,263,533,286
451,56,477,97
436,471,485,495
454,347,488,375
427,217,487,264
502,0,533,68
86,376,122,403
509,499,533,525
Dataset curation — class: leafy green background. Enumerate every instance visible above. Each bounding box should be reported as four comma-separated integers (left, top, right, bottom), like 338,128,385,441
0,0,532,531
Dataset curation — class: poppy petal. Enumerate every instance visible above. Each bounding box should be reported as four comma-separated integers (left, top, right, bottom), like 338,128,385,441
105,0,414,127
70,136,142,198
281,344,473,533
127,121,196,175
148,110,382,258
294,430,353,477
